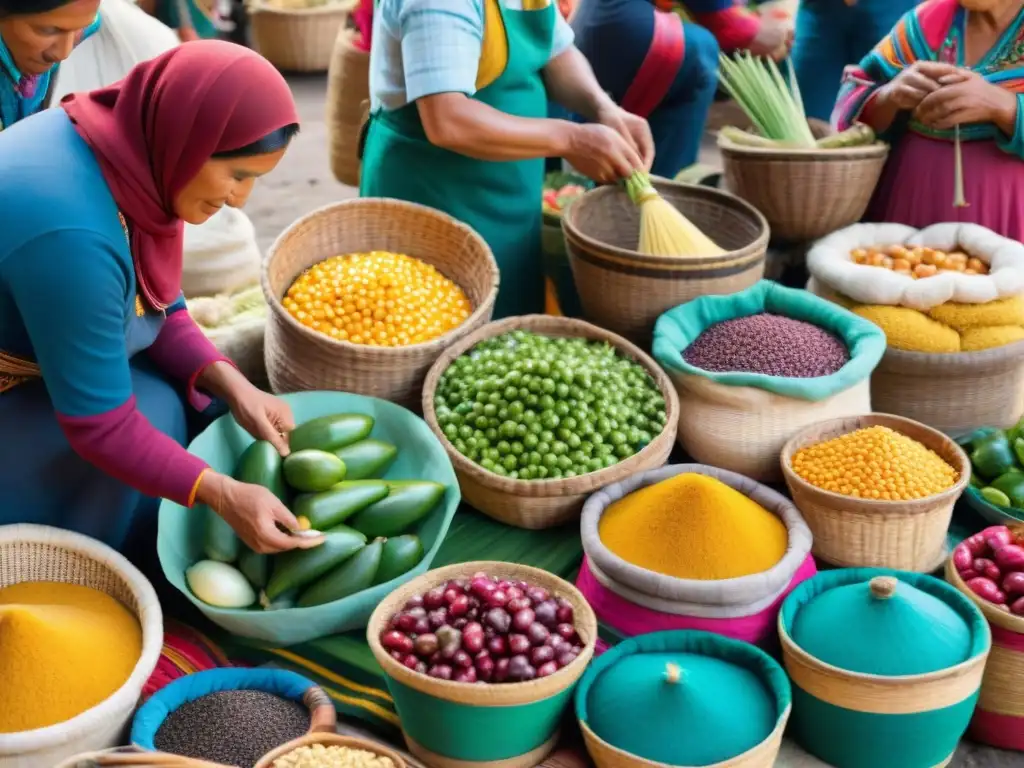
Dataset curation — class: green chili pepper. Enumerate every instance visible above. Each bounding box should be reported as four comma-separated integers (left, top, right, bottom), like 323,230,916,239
970,432,1017,481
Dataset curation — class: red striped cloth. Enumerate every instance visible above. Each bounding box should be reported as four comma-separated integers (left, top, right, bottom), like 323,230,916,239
142,620,240,699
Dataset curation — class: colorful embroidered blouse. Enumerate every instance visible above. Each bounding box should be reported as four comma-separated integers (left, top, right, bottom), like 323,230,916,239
0,109,228,507
833,0,1024,158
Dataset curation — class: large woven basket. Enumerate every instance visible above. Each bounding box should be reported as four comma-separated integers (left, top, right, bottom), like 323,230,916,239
326,28,370,187
422,315,679,529
368,562,597,768
871,341,1024,437
0,524,163,768
263,199,499,409
719,134,889,243
248,0,354,72
561,180,768,344
946,557,1024,751
780,413,970,571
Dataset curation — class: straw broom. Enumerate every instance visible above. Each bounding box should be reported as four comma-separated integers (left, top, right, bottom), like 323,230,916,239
624,171,726,257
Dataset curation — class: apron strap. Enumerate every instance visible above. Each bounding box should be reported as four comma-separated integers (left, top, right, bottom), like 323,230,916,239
620,10,685,119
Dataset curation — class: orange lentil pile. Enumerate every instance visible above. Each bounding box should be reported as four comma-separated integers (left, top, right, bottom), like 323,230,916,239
791,425,959,501
850,245,989,279
283,252,472,347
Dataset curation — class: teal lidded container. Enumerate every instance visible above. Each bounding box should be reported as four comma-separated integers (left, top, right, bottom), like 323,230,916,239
780,569,991,768
367,562,598,768
576,630,791,768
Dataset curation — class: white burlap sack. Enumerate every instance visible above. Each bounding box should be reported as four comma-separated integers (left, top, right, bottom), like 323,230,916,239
808,222,1024,310
51,0,262,298
674,374,872,482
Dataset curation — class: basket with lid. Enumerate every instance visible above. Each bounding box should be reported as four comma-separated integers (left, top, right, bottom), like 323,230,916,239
780,568,990,768
652,281,885,482
561,179,768,344
578,463,816,649
367,561,598,768
576,630,791,768
780,413,970,571
421,315,678,530
946,537,1024,751
263,199,499,410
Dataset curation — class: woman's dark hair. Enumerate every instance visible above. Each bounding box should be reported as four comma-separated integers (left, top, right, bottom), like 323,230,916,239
0,0,75,16
213,123,300,158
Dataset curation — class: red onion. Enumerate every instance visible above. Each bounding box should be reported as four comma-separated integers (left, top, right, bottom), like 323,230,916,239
487,636,507,656
1004,572,1024,595
526,586,550,603
394,614,418,633
401,654,420,670
508,634,531,655
507,655,535,681
511,608,536,632
381,631,413,654
476,655,495,681
453,667,478,683
531,646,555,666
449,595,471,617
494,657,511,682
414,634,439,657
484,608,511,634
423,587,447,609
507,597,532,613
534,600,558,627
556,623,576,640
462,622,485,653
428,664,453,680
405,595,425,610
488,590,509,608
527,622,550,646
506,586,525,601
556,651,578,667
981,526,1013,550
428,608,447,630
555,598,574,624
537,661,559,678
452,650,473,669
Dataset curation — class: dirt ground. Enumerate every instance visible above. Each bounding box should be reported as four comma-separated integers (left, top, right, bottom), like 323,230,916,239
249,73,1022,768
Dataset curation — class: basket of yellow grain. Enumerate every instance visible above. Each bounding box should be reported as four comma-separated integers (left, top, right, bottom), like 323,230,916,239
422,315,678,529
808,222,1024,435
561,176,768,345
248,0,355,73
780,413,970,572
263,199,499,409
0,524,163,768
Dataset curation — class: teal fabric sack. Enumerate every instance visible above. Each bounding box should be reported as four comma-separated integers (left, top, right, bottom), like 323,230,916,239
158,391,460,647
652,281,886,402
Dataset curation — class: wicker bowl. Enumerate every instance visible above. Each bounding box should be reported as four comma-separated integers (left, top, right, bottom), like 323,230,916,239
368,561,598,768
263,199,499,409
0,524,163,768
421,315,679,529
780,414,970,571
256,732,405,768
248,0,354,72
561,180,768,345
719,134,889,244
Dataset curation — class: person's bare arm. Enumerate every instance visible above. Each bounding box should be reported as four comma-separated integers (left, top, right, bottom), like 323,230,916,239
416,93,576,160
542,46,616,122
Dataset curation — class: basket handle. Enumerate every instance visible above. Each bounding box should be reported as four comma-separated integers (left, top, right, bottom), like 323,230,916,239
305,685,338,733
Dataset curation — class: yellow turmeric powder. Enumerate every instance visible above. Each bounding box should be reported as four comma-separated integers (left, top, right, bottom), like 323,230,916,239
598,473,788,580
0,581,142,733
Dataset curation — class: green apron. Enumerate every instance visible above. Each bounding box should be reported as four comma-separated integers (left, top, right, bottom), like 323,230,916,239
360,1,555,319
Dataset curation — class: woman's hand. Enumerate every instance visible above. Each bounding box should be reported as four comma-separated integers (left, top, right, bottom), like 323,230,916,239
230,387,296,457
749,13,793,61
914,69,1019,133
565,123,645,184
595,105,656,170
879,61,961,112
197,473,323,554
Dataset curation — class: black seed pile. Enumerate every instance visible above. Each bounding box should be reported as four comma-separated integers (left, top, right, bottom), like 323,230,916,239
154,689,308,767
682,313,849,378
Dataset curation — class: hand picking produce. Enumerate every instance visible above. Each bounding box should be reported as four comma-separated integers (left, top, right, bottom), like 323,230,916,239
599,473,788,580
850,245,989,278
380,571,585,682
960,424,1024,515
272,743,398,768
681,313,849,378
624,171,725,257
188,412,445,610
791,425,959,500
433,330,666,480
952,525,1024,616
282,251,472,347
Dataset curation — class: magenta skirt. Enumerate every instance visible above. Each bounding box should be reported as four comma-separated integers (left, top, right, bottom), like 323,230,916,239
868,132,1024,242
578,555,819,653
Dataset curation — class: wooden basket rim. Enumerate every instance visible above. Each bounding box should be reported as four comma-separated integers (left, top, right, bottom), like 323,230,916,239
945,557,1024,634
420,315,680,497
560,180,769,267
718,136,891,161
780,412,970,512
254,733,408,768
367,562,598,706
261,198,500,357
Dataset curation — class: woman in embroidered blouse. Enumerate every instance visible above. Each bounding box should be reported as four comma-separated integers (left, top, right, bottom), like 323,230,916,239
833,0,1024,240
0,41,323,560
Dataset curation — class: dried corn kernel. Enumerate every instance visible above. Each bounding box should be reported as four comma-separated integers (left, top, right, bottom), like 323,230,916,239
283,251,472,347
791,425,958,500
273,744,397,768
848,246,990,278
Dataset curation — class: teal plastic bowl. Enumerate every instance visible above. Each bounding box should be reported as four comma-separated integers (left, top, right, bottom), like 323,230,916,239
158,391,460,645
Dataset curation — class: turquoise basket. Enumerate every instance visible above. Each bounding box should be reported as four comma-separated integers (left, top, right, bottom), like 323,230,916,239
158,391,460,646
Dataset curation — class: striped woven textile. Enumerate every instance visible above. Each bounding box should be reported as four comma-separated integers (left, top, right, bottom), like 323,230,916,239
143,619,239,699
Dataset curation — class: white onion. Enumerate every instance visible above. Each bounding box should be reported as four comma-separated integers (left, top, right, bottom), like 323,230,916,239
187,560,257,609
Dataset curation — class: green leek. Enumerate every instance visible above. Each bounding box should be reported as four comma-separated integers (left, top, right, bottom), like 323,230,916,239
718,53,816,147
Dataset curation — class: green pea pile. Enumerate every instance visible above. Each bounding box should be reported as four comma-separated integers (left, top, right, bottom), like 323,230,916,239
434,330,667,480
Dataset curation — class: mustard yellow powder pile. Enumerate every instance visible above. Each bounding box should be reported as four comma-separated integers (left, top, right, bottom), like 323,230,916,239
598,473,788,580
0,581,142,733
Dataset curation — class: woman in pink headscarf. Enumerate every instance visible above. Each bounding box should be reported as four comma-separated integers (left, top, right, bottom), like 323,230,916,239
0,40,322,561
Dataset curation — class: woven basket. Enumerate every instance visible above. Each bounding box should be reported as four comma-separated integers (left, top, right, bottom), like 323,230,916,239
421,315,679,529
248,0,354,72
263,199,499,409
561,180,768,345
870,341,1024,437
256,733,407,768
946,558,1024,751
780,413,970,571
0,524,163,768
326,28,370,187
719,135,889,243
367,562,598,768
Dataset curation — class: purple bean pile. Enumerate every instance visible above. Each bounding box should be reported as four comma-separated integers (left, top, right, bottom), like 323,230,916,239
682,313,849,378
